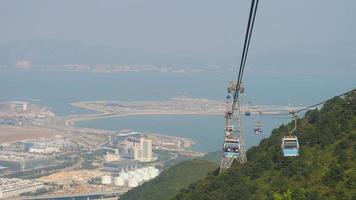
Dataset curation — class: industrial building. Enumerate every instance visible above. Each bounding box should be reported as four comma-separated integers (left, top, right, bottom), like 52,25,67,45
0,178,45,198
103,160,141,172
0,151,56,171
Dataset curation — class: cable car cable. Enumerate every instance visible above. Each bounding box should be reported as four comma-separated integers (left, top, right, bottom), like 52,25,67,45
240,0,259,82
261,88,356,116
232,0,259,112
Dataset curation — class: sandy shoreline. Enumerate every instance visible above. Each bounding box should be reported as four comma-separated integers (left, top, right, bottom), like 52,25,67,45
65,111,223,127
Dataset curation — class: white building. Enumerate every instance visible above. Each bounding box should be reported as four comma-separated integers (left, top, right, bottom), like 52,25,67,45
22,102,28,111
29,147,60,154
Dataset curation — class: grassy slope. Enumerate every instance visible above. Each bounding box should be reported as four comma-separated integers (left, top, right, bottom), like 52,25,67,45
202,151,221,164
173,90,356,200
120,159,218,200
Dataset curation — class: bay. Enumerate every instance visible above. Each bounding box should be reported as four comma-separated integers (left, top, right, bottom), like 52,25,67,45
0,68,354,152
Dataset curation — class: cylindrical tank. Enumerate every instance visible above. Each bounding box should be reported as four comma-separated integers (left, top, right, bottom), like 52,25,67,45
142,167,150,173
128,179,139,188
128,171,136,178
114,176,125,186
101,175,112,185
119,172,129,181
141,171,150,181
146,167,158,178
152,168,160,178
133,173,143,183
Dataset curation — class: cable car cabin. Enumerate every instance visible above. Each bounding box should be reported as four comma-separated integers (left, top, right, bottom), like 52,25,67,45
281,136,299,157
254,121,263,134
226,124,234,132
254,127,262,134
223,139,240,158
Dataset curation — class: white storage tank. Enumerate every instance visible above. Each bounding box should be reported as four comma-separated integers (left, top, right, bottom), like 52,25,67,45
151,168,160,178
148,170,155,179
141,171,150,181
154,168,160,176
135,168,144,174
133,173,143,183
143,167,150,173
128,179,139,188
147,167,158,178
101,175,112,185
114,176,125,186
128,171,136,178
119,172,129,181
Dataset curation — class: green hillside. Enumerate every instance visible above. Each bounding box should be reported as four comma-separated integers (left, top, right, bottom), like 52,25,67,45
201,151,221,164
173,90,356,200
120,159,218,200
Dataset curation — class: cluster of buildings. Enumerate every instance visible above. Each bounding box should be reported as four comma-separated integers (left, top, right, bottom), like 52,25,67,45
0,137,76,173
101,134,154,173
99,133,159,189
0,101,55,126
0,178,45,199
0,151,57,172
126,137,153,162
0,127,184,197
23,137,73,155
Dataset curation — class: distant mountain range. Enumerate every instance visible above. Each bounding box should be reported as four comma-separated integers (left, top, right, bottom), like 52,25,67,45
0,38,153,66
0,38,355,73
0,38,233,67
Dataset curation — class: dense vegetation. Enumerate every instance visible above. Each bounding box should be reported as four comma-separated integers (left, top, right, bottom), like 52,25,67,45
120,159,218,200
173,90,356,200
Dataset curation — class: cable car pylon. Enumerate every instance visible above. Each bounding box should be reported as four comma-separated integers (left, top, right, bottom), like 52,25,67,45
219,0,259,173
220,82,246,173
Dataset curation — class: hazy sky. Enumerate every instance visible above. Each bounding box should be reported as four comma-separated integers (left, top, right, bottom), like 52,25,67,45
1,0,356,68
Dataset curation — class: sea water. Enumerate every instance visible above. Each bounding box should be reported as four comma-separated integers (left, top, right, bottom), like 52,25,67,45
0,68,354,152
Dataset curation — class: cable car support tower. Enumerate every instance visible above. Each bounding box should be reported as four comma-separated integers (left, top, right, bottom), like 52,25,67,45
220,0,259,173
220,82,247,171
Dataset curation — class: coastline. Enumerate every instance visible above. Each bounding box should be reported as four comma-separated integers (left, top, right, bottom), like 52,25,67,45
66,99,304,127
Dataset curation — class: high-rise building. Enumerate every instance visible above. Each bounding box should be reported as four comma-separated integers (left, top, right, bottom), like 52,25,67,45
22,102,28,112
134,138,152,162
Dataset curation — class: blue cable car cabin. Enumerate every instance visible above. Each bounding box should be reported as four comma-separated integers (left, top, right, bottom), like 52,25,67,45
254,121,263,134
281,136,299,157
223,138,240,158
254,127,263,134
